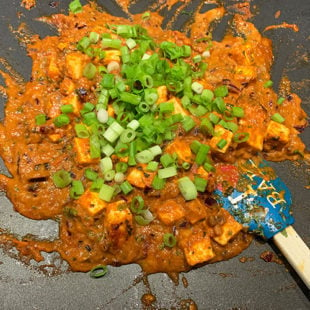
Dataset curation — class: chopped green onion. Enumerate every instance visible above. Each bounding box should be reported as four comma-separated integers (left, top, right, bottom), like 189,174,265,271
70,180,84,199
163,233,176,248
75,124,89,138
90,135,101,158
217,138,227,149
209,113,220,124
90,265,108,278
119,92,141,105
80,102,95,114
191,81,204,94
147,161,159,172
102,38,122,49
200,118,214,136
127,119,140,131
114,172,125,183
214,97,226,113
115,162,128,173
277,97,285,105
97,109,109,123
201,89,214,104
83,63,97,80
189,105,208,117
89,32,100,43
69,0,82,14
219,120,238,133
120,129,136,143
82,112,97,126
136,150,154,164
52,170,72,188
135,214,153,226
126,38,137,49
53,114,70,127
214,85,228,97
177,176,197,201
141,75,153,88
182,162,191,170
120,181,133,194
85,168,98,181
90,178,104,192
149,145,162,157
158,166,177,179
195,144,210,165
35,114,46,125
193,55,202,63
233,132,250,143
190,140,201,154
61,104,74,114
160,153,174,168
152,175,166,190
271,113,285,123
100,157,113,173
99,183,115,202
137,102,150,113
231,106,244,118
77,37,90,51
182,116,196,132
101,74,114,89
264,80,273,88
142,11,151,20
104,122,124,143
101,144,114,156
144,89,158,105
194,176,207,192
130,195,144,214
128,141,137,166
203,162,215,172
104,169,115,182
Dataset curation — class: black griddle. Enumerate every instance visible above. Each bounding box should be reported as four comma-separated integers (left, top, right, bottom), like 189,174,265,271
0,0,309,309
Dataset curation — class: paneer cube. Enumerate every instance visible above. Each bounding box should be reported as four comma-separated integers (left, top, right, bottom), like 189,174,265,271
61,94,81,115
185,199,207,224
239,120,264,151
73,138,100,165
265,120,290,143
165,138,193,162
102,50,121,64
65,52,88,79
167,97,189,116
126,165,155,189
47,56,61,79
156,85,168,104
196,166,210,180
105,200,133,246
77,190,107,215
48,133,61,142
180,229,215,266
60,77,75,96
234,65,257,82
209,125,233,153
212,209,243,246
156,199,185,225
247,130,264,151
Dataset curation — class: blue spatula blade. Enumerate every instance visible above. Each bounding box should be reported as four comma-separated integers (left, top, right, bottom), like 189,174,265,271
214,161,294,239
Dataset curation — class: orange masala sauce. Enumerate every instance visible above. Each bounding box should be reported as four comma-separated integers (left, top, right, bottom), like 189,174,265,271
0,3,307,276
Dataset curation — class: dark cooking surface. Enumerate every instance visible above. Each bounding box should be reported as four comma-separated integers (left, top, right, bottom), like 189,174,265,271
0,0,309,309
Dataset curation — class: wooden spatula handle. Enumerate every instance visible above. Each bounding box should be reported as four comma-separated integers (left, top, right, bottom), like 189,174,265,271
273,225,310,289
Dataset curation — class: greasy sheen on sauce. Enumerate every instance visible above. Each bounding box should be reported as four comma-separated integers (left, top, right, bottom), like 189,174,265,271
0,3,307,275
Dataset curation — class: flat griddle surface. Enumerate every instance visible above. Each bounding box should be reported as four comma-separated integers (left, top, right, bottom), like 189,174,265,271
0,0,309,309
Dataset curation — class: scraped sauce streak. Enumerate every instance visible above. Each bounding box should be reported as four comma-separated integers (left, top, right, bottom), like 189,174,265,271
0,2,307,278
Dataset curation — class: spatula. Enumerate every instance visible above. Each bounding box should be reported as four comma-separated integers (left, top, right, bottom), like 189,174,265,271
214,159,310,289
